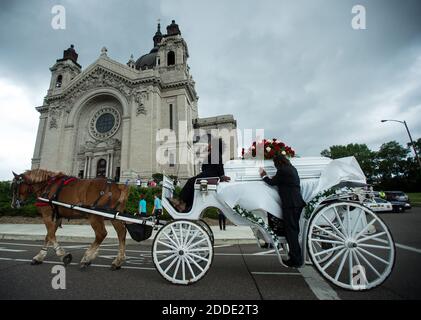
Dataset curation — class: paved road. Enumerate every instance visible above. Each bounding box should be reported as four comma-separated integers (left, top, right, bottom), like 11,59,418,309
0,208,420,300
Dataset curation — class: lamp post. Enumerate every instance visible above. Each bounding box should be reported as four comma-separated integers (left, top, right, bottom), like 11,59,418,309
381,119,421,171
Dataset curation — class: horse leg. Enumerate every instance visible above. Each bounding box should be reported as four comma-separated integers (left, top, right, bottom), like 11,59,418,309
33,209,72,266
80,215,107,269
31,235,49,265
110,220,127,271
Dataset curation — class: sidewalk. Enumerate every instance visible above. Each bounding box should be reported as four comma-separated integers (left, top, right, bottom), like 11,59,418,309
0,223,256,245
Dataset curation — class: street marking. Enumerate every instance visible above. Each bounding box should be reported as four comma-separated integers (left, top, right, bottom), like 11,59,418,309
375,239,421,255
254,250,275,255
251,272,301,275
395,243,421,254
0,257,155,270
0,247,26,252
213,244,233,248
299,266,340,300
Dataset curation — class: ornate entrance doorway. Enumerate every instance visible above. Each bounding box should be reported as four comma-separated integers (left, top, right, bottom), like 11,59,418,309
96,159,107,177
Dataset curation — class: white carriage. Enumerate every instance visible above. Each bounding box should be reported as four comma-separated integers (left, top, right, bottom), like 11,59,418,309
153,156,396,291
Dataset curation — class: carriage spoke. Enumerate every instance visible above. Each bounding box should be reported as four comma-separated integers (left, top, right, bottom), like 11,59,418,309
181,257,186,282
320,213,346,240
358,247,389,265
314,245,344,257
179,223,184,247
335,250,349,281
313,225,344,242
158,253,178,265
355,248,381,277
354,217,377,240
173,258,181,279
333,207,347,237
185,256,196,279
187,237,208,249
311,238,343,245
185,229,200,248
186,254,204,273
155,249,175,254
357,232,387,243
322,248,346,271
188,252,209,263
183,224,192,246
351,209,363,238
187,247,210,253
162,231,179,249
164,254,179,273
157,240,177,251
347,206,351,236
358,243,391,250
170,226,181,247
348,248,353,286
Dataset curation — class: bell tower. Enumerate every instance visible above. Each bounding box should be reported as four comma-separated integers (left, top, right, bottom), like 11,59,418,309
48,44,81,96
157,20,189,69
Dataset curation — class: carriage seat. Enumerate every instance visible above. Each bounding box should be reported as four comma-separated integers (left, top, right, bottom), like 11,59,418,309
194,177,220,185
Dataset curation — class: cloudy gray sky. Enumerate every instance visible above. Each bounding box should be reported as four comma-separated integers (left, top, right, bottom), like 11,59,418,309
1,0,421,180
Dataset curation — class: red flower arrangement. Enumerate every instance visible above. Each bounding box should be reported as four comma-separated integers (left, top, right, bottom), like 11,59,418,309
242,139,296,160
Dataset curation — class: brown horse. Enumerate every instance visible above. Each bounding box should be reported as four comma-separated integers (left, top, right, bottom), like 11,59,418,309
10,169,129,270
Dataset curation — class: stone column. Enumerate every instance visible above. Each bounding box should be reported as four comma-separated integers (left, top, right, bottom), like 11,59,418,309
31,112,48,169
84,155,88,178
120,116,131,181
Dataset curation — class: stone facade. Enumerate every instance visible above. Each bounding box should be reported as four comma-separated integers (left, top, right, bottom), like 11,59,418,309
31,21,237,182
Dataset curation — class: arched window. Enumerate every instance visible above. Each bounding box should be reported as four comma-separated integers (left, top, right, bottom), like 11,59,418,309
55,75,63,88
167,51,175,66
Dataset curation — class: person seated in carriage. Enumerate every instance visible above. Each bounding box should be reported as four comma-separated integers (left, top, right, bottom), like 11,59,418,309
260,154,306,268
169,138,231,212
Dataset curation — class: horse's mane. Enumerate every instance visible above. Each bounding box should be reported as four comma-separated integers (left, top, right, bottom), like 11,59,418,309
23,169,66,183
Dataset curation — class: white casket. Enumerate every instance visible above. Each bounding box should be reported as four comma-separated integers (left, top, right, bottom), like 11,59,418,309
217,156,366,219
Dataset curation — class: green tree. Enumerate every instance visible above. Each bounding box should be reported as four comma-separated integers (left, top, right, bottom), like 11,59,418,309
321,143,376,182
376,141,409,180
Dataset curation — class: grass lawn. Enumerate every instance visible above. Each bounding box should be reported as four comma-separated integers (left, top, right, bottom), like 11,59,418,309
408,193,421,206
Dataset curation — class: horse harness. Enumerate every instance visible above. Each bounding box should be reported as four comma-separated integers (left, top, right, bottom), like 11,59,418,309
38,176,78,221
37,177,121,221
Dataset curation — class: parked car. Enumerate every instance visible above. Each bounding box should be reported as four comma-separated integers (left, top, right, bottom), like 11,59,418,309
363,197,393,213
385,191,411,210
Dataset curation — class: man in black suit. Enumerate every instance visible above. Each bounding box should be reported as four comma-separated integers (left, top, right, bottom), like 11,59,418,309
260,154,306,268
170,138,230,212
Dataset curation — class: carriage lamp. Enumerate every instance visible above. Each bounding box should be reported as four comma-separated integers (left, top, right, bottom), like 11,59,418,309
199,179,208,192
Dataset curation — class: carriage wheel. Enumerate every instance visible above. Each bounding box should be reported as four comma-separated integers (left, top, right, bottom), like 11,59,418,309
307,201,395,291
197,219,215,245
152,220,214,285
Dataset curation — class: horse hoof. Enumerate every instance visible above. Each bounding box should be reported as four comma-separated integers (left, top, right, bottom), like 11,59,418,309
31,259,42,265
80,261,91,270
62,253,72,266
111,264,121,271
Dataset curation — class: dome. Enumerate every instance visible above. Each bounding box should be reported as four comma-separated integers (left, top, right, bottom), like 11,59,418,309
135,49,157,70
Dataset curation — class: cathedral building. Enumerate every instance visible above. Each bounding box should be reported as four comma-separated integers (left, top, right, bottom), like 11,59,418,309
31,20,237,182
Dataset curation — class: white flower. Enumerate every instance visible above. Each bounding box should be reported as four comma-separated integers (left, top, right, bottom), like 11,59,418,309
281,151,286,155
266,147,271,152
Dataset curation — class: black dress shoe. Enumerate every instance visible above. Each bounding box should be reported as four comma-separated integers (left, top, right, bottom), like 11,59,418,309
282,259,303,268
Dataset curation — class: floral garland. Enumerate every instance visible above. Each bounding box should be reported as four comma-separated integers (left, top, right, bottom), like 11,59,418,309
233,204,280,249
304,186,359,219
242,138,295,160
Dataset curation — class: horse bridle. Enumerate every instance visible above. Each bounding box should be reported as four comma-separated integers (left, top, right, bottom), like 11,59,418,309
11,174,48,208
